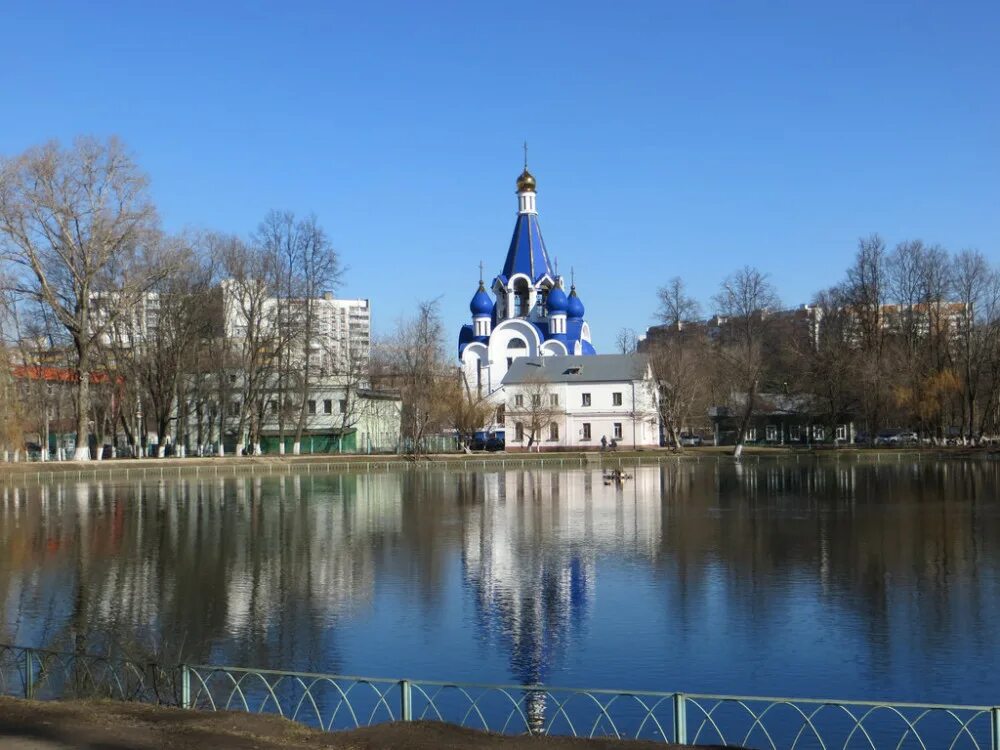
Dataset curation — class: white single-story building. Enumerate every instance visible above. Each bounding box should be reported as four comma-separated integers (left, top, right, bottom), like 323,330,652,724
499,354,659,450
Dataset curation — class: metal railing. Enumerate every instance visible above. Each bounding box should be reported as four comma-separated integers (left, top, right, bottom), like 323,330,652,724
1,643,996,748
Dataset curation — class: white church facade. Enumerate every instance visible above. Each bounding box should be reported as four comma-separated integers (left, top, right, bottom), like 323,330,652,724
457,165,660,450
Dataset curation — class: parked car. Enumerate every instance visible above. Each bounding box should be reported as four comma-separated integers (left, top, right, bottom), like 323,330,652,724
469,431,490,451
485,433,505,452
679,433,703,447
875,429,918,446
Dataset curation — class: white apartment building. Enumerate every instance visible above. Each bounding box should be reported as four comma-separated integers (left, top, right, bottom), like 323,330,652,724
499,354,660,450
221,282,371,372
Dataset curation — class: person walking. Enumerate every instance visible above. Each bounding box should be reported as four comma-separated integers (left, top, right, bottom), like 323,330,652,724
600,435,607,451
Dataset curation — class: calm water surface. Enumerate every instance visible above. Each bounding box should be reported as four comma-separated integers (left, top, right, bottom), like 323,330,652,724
2,460,999,705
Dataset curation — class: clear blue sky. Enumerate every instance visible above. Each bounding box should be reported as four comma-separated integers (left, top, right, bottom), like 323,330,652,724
3,1,998,352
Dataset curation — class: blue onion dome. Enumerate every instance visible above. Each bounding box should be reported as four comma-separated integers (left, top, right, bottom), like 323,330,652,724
546,284,569,314
470,281,493,317
567,285,585,319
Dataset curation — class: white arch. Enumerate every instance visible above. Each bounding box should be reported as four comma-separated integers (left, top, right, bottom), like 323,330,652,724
488,318,543,359
461,341,488,364
535,274,555,289
541,339,568,356
506,272,533,290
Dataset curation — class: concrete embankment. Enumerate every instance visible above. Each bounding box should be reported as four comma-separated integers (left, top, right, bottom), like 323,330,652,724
0,696,737,749
0,445,991,484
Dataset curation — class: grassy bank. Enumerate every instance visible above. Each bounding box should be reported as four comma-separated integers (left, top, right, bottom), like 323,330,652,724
0,697,733,749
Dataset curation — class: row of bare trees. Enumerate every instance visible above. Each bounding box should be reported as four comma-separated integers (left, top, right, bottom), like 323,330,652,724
0,137,357,460
643,236,1000,454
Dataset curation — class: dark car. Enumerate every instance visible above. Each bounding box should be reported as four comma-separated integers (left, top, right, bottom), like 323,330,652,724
469,431,489,451
485,434,505,452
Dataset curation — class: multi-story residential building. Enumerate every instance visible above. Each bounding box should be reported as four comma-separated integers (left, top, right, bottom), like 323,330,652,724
220,282,371,372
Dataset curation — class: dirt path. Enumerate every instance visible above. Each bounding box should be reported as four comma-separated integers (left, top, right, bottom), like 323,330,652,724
0,697,739,749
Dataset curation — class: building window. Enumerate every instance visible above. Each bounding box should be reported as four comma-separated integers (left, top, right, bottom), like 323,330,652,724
550,394,559,406
582,423,591,440
790,425,802,441
582,393,591,407
514,394,523,407
766,424,778,442
515,422,524,442
612,392,622,406
747,428,757,442
613,422,623,440
549,422,559,441
229,400,240,417
339,399,347,414
813,425,825,441
323,399,332,414
496,405,505,424
836,424,848,441
308,400,316,415
532,394,541,407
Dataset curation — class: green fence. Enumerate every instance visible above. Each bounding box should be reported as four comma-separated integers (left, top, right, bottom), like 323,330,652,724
1,643,996,748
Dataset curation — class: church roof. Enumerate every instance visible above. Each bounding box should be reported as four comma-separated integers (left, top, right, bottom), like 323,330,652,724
502,354,648,385
502,213,554,282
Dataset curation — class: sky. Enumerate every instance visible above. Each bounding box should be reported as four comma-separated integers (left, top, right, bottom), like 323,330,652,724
2,1,998,352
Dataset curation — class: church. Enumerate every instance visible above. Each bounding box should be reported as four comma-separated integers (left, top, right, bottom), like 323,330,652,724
458,165,660,450
458,165,596,396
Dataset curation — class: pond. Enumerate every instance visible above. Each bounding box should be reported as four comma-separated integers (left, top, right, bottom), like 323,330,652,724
1,459,999,706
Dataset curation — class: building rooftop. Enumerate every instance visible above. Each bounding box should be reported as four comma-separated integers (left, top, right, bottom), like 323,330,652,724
501,354,647,385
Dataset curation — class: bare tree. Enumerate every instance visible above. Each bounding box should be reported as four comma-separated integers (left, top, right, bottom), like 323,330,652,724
0,137,163,459
292,215,342,455
327,345,371,453
218,236,280,455
615,327,638,355
135,243,215,457
952,250,1000,440
0,288,27,460
713,266,780,457
373,300,451,455
442,366,498,451
255,210,302,455
843,234,890,439
648,277,708,449
796,285,859,444
506,372,560,451
658,276,701,329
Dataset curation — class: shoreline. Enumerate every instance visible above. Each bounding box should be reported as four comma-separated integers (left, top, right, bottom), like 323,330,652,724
0,445,994,483
0,697,723,749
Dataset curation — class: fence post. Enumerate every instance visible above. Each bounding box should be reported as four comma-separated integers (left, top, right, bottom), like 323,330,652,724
673,693,687,744
181,664,191,710
24,649,34,699
400,679,412,721
992,707,1000,750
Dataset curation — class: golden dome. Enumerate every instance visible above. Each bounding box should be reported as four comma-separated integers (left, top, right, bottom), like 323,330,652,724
516,168,536,193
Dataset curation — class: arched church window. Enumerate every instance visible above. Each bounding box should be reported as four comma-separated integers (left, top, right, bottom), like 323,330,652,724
512,279,530,316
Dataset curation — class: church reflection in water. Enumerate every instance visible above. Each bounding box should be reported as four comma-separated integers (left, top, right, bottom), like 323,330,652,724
2,459,1000,704
461,468,662,727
